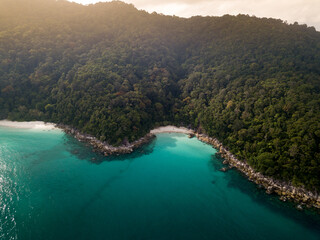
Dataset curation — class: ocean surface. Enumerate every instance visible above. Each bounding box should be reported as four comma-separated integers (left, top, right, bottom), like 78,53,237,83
0,126,320,240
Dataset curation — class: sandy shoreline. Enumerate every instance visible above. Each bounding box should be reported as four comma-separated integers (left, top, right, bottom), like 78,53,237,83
0,120,57,130
150,126,194,134
0,121,192,134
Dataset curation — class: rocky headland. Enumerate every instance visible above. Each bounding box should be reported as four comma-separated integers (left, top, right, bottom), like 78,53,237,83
58,124,156,156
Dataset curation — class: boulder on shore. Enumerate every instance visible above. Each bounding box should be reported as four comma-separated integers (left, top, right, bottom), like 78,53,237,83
188,133,195,138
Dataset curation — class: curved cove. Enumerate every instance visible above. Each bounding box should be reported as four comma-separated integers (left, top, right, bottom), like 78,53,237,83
0,127,320,240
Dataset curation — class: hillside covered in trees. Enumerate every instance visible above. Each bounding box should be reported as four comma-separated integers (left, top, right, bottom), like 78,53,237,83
0,0,320,191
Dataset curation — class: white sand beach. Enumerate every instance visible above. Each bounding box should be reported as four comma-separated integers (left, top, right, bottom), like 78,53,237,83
0,120,57,130
150,125,194,134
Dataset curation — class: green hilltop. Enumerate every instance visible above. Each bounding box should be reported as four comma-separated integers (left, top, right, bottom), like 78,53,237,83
0,0,320,190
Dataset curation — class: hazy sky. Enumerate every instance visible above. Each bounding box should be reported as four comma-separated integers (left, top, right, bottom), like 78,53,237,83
70,0,320,30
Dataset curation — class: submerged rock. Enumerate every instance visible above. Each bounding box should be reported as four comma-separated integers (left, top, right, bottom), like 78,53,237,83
297,204,303,211
280,196,287,202
220,167,228,172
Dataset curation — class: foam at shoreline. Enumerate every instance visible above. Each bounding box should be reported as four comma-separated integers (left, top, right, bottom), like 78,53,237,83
0,120,57,130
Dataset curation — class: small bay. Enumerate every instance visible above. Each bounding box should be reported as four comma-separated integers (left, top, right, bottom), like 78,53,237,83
0,126,319,240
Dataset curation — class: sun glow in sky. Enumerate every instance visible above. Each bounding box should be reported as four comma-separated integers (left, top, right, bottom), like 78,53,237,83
69,0,320,30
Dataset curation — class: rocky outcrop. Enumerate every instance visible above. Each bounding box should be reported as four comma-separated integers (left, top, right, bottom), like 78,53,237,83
196,133,320,210
57,124,155,156
188,133,195,138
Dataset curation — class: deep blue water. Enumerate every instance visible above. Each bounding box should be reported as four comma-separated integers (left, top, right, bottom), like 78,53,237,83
0,126,320,240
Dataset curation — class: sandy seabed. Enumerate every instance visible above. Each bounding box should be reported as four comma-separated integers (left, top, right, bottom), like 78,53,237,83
0,120,57,130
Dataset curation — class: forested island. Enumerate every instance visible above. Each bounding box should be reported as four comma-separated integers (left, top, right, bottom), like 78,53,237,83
0,0,320,195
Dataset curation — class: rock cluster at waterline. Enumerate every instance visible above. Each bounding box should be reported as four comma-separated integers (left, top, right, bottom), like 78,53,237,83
196,133,320,210
59,124,155,156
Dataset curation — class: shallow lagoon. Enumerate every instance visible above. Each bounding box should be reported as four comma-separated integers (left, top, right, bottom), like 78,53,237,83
0,127,319,240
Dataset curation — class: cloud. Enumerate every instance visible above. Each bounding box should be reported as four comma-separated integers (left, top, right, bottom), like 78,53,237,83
136,0,320,30
72,0,320,30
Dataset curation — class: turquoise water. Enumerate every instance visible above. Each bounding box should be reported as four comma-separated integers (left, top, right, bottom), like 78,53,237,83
0,127,320,240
